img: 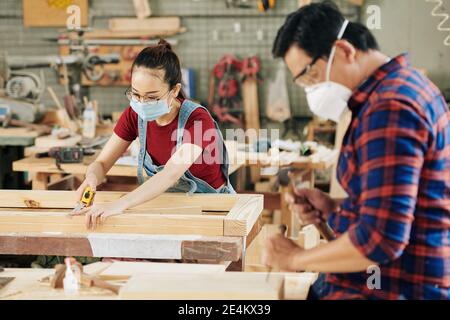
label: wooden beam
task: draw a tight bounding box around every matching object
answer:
[109,17,180,32]
[0,233,243,261]
[98,262,226,281]
[0,211,224,236]
[120,272,284,300]
[223,195,264,236]
[0,190,239,212]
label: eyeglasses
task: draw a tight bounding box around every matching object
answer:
[292,57,320,88]
[125,88,171,104]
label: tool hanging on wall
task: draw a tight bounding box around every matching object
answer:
[258,0,276,12]
[225,0,252,9]
[208,55,244,125]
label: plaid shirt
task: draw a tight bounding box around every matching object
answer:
[323,54,450,300]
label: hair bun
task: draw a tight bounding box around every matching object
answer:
[158,39,172,51]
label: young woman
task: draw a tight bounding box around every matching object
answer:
[71,40,234,229]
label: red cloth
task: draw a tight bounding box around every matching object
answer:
[114,104,226,189]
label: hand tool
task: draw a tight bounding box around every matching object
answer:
[278,168,336,241]
[258,0,276,12]
[49,259,120,294]
[71,186,96,215]
[265,224,288,282]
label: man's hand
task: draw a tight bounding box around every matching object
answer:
[69,201,126,230]
[262,234,303,272]
[285,188,338,226]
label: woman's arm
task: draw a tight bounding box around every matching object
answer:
[117,143,203,210]
[75,133,131,198]
[79,143,203,229]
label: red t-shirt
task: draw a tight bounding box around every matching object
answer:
[113,103,226,189]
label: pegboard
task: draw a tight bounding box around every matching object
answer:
[0,0,360,121]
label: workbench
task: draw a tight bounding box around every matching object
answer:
[0,128,42,189]
[12,151,243,190]
[0,266,318,300]
[0,190,263,271]
[226,141,338,236]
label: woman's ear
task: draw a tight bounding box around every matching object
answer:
[172,83,182,97]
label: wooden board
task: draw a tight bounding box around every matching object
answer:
[0,190,238,212]
[242,78,261,184]
[0,233,243,262]
[0,211,224,236]
[23,0,89,27]
[0,191,263,237]
[108,17,180,32]
[223,195,263,236]
[34,135,81,148]
[133,0,152,19]
[98,262,226,281]
[120,272,284,300]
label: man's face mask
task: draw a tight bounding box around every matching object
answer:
[304,20,352,123]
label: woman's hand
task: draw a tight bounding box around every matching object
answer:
[75,173,98,200]
[70,201,127,230]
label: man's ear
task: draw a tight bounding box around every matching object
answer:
[335,39,357,63]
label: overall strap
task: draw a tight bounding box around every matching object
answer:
[176,100,211,147]
[137,116,147,185]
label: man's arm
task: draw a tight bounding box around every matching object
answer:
[266,100,430,272]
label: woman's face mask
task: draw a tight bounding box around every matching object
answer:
[130,90,174,122]
[305,20,352,123]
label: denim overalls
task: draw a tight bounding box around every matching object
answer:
[136,99,235,194]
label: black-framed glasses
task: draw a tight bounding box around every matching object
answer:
[292,56,320,87]
[125,87,171,104]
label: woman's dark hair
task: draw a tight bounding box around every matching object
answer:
[272,1,379,60]
[132,39,186,99]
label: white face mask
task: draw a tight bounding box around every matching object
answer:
[305,20,352,123]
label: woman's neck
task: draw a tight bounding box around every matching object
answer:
[155,97,182,126]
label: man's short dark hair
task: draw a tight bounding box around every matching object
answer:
[273,1,379,59]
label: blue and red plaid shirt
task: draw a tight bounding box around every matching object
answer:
[323,54,450,300]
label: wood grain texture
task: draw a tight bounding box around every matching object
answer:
[120,272,284,300]
[223,195,264,236]
[0,211,224,236]
[0,190,238,212]
[0,233,243,261]
[98,262,226,281]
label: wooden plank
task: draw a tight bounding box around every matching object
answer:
[98,262,226,281]
[0,128,39,147]
[0,233,243,261]
[34,135,81,148]
[223,195,264,236]
[296,225,321,250]
[23,0,88,27]
[120,272,284,300]
[0,190,238,212]
[242,78,261,184]
[0,211,224,236]
[181,237,242,262]
[0,269,117,300]
[133,0,152,19]
[109,17,180,32]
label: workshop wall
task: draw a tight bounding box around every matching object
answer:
[0,0,359,132]
[362,0,450,93]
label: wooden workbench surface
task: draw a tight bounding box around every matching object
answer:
[13,154,243,176]
[0,267,317,300]
[0,128,41,147]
